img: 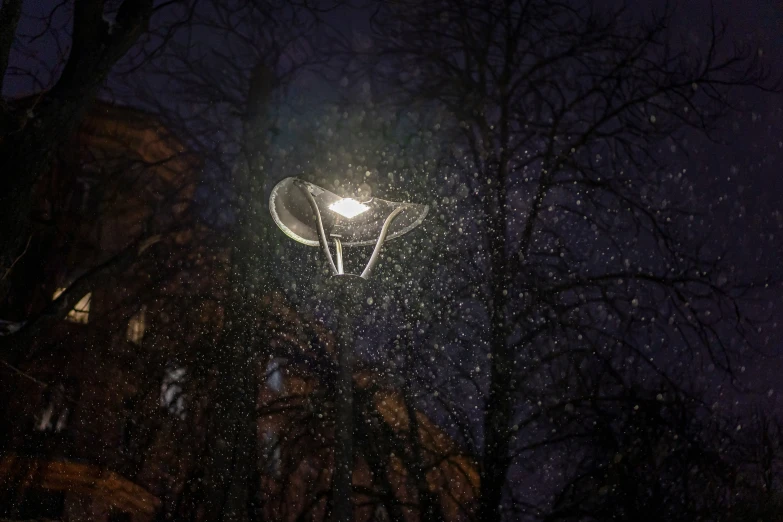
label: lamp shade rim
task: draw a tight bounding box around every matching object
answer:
[269,177,428,247]
[270,180,320,246]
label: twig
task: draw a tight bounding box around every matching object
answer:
[0,359,48,387]
[1,234,32,281]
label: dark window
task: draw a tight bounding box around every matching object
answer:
[16,488,65,519]
[108,510,132,522]
[373,504,390,522]
[66,177,95,215]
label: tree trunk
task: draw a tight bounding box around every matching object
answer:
[202,321,259,522]
[479,163,513,522]
[200,62,276,522]
[0,0,154,302]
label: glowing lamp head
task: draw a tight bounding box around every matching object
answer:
[269,177,428,247]
[329,198,370,219]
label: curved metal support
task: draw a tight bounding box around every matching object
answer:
[334,237,344,275]
[360,206,405,279]
[297,181,338,276]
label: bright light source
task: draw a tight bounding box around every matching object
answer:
[329,198,370,219]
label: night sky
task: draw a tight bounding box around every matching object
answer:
[684,0,783,407]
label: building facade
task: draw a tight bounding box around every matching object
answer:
[0,102,477,522]
[0,102,198,522]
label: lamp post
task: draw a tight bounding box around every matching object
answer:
[269,177,428,522]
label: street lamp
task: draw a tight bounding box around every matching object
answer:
[270,177,428,279]
[269,177,428,522]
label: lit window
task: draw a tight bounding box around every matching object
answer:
[262,430,281,477]
[52,288,92,324]
[35,382,76,432]
[126,305,147,344]
[266,359,284,393]
[36,401,57,432]
[161,367,186,419]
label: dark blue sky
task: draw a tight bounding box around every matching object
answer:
[677,0,783,410]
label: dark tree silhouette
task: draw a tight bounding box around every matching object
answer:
[0,0,196,303]
[123,2,336,520]
[364,1,780,519]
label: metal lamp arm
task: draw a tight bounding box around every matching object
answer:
[360,206,404,279]
[297,180,405,279]
[298,182,339,276]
